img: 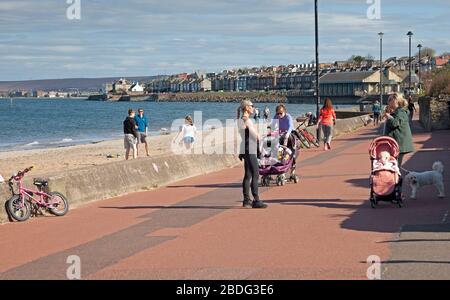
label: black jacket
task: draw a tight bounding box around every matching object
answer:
[123,117,138,138]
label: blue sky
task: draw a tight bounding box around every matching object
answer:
[0,0,449,81]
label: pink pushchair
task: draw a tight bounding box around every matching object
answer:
[369,136,403,208]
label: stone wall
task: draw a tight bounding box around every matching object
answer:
[419,95,450,131]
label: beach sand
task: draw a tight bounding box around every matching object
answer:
[0,134,178,178]
[0,126,237,179]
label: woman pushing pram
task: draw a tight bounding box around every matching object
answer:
[269,104,301,166]
[259,104,301,186]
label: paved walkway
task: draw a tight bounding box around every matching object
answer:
[0,120,449,280]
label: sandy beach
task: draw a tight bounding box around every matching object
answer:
[0,125,238,179]
[0,134,178,178]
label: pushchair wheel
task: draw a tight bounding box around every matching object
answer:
[276,176,282,186]
[293,175,299,183]
[260,176,267,187]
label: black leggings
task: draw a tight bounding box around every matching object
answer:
[243,154,259,201]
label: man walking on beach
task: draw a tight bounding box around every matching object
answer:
[123,109,138,160]
[134,108,150,157]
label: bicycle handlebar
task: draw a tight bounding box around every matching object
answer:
[8,166,34,182]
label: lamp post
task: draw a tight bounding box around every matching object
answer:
[407,31,413,94]
[417,44,422,91]
[314,0,320,140]
[378,32,384,106]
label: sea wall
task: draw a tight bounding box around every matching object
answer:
[155,92,287,103]
[0,152,240,224]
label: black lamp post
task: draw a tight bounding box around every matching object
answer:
[378,32,384,106]
[407,31,413,94]
[314,0,320,139]
[417,44,422,91]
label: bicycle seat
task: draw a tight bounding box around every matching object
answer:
[33,178,48,187]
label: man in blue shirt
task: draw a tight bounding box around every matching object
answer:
[134,108,149,157]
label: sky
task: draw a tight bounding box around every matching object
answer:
[0,0,449,81]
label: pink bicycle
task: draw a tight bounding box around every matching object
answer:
[6,166,69,222]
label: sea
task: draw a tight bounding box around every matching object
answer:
[0,98,354,152]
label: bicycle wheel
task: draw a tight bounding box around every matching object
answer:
[305,131,320,148]
[47,192,69,216]
[298,131,311,148]
[6,195,31,222]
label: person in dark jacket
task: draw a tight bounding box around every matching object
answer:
[384,93,415,167]
[123,109,139,160]
[407,96,417,122]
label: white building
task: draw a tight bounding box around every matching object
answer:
[130,82,145,93]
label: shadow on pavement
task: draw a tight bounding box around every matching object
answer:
[167,183,241,189]
[377,239,450,243]
[100,205,240,210]
[264,198,359,210]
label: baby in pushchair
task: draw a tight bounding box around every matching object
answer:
[372,151,401,183]
[369,136,403,208]
[259,128,299,186]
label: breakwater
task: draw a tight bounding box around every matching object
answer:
[154,92,287,103]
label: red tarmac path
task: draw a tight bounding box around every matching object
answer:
[0,120,449,279]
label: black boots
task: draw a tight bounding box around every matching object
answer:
[242,198,252,208]
[243,196,267,209]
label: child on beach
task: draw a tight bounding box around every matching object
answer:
[175,115,197,150]
[373,151,401,183]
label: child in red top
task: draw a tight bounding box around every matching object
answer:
[317,97,336,151]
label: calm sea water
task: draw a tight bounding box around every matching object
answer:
[0,98,353,151]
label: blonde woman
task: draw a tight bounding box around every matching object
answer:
[384,93,415,167]
[175,115,197,150]
[237,99,267,209]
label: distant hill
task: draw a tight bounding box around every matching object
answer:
[0,76,160,92]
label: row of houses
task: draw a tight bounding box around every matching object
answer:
[147,67,427,98]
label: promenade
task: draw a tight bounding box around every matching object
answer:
[0,119,449,280]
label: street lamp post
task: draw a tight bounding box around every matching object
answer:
[407,31,413,94]
[417,44,422,91]
[314,0,320,140]
[378,32,384,106]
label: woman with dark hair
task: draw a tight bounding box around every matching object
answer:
[407,95,416,122]
[317,97,337,151]
[237,100,267,209]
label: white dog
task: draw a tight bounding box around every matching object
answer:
[405,161,445,199]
